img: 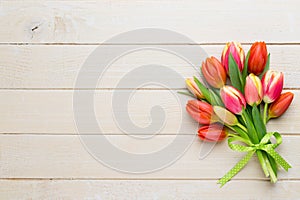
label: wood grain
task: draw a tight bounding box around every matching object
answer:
[1,180,299,200]
[0,90,298,134]
[1,1,300,198]
[0,134,299,179]
[0,1,299,43]
[0,45,299,89]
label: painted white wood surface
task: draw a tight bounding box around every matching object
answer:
[1,0,300,199]
[1,180,299,200]
[0,90,298,134]
[0,45,299,88]
[0,135,299,179]
[0,1,299,43]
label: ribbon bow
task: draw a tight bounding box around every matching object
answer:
[218,132,291,187]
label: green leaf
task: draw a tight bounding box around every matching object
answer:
[259,53,270,79]
[231,126,250,141]
[177,91,196,98]
[252,104,267,140]
[242,50,250,80]
[209,89,223,106]
[193,76,211,104]
[229,54,244,92]
[242,110,259,144]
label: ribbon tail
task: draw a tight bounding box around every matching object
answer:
[218,151,255,187]
[264,148,292,171]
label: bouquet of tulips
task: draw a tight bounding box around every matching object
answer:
[185,42,294,186]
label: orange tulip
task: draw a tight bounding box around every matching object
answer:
[186,100,217,124]
[202,56,227,88]
[268,92,294,119]
[198,123,227,142]
[248,42,268,75]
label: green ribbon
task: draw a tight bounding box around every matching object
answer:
[218,132,291,187]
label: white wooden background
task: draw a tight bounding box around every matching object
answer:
[1,1,300,199]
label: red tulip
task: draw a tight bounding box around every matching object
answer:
[220,86,246,115]
[268,92,294,119]
[262,70,284,103]
[186,78,204,99]
[248,42,268,75]
[186,100,217,124]
[202,56,227,88]
[221,42,245,73]
[198,123,227,142]
[244,74,263,106]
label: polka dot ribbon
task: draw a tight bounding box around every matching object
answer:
[218,132,291,187]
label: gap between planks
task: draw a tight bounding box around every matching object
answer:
[1,133,300,136]
[0,88,299,90]
[1,43,300,46]
[1,178,299,181]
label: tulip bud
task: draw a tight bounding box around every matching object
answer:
[198,123,227,142]
[185,78,204,99]
[248,42,268,75]
[221,42,245,73]
[262,70,284,103]
[201,56,227,88]
[245,74,263,106]
[220,86,246,115]
[213,106,238,126]
[268,92,294,119]
[186,100,217,124]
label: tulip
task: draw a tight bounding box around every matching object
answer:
[186,100,217,124]
[201,56,227,88]
[198,123,227,142]
[186,78,204,99]
[244,74,263,106]
[248,42,268,75]
[220,86,246,115]
[268,92,294,119]
[221,42,245,73]
[213,106,238,126]
[262,70,284,103]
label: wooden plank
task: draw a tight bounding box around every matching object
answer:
[0,45,299,88]
[0,1,299,43]
[0,90,298,134]
[0,134,298,179]
[1,180,299,200]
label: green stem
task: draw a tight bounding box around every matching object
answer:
[265,154,278,183]
[263,103,268,125]
[225,124,237,132]
[241,112,247,125]
[237,123,247,133]
[256,150,270,178]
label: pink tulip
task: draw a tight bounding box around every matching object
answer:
[262,70,284,103]
[221,42,245,73]
[198,123,227,142]
[220,86,246,115]
[185,78,204,99]
[245,74,263,106]
[202,56,227,88]
[186,100,217,124]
